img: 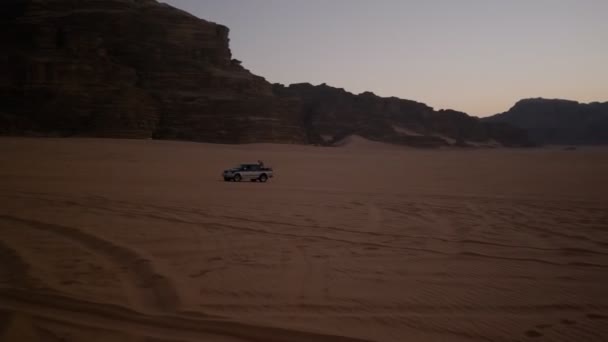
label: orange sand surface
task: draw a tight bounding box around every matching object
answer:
[1,138,607,341]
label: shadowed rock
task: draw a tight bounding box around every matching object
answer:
[274,83,532,147]
[0,0,304,143]
[484,98,608,145]
[1,0,531,147]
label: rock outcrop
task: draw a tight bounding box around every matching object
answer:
[0,0,305,143]
[274,83,532,147]
[484,98,608,145]
[1,0,531,147]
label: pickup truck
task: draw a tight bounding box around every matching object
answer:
[223,164,274,182]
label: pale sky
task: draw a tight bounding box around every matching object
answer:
[163,0,608,117]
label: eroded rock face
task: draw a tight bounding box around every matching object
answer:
[484,98,608,145]
[0,0,305,142]
[274,83,532,147]
[1,0,530,147]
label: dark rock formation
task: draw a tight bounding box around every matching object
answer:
[484,98,608,145]
[274,83,532,147]
[1,0,531,147]
[0,0,305,143]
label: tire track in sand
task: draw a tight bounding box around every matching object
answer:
[0,289,372,342]
[0,215,179,313]
[0,241,30,288]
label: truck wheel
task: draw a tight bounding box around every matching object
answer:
[233,174,242,182]
[259,174,268,183]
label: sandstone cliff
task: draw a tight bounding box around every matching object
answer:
[0,0,305,143]
[274,83,532,147]
[1,0,531,147]
[484,99,608,145]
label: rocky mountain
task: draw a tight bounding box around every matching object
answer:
[484,99,608,145]
[1,0,531,147]
[274,83,531,147]
[0,0,305,143]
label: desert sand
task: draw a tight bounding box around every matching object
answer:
[1,137,607,342]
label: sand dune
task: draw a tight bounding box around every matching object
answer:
[331,135,400,149]
[1,138,607,341]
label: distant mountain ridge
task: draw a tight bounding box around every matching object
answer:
[484,98,608,145]
[0,0,535,147]
[274,83,531,147]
